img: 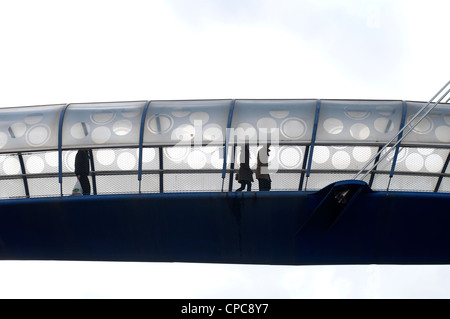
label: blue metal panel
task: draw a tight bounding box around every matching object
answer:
[1,181,449,264]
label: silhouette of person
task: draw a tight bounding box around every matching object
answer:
[256,144,271,191]
[75,149,91,195]
[236,143,253,191]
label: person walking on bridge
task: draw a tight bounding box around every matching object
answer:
[75,149,91,195]
[235,143,253,192]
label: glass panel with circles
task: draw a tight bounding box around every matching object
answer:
[230,100,317,145]
[62,101,146,149]
[0,104,65,153]
[316,100,404,144]
[143,100,231,146]
[401,102,450,146]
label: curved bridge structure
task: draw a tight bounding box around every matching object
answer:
[0,89,449,264]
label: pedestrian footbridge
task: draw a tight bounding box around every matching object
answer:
[0,81,449,264]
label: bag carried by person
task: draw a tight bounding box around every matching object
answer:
[72,179,83,196]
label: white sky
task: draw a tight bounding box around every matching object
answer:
[0,0,449,298]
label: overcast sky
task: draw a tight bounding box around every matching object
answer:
[0,0,449,298]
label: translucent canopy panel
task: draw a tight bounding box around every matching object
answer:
[402,102,450,146]
[62,101,147,149]
[143,100,232,146]
[0,104,65,153]
[230,100,317,145]
[316,100,404,145]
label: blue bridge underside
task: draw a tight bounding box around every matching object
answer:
[0,181,449,265]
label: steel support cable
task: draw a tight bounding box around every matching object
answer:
[353,80,450,181]
[359,88,450,182]
[222,100,235,192]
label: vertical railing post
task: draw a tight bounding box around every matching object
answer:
[387,100,407,190]
[303,99,321,191]
[222,99,235,192]
[159,146,164,193]
[298,145,309,190]
[17,153,29,198]
[88,150,97,195]
[58,103,70,197]
[434,152,450,193]
[138,100,151,194]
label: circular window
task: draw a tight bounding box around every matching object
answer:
[45,151,59,167]
[10,122,27,138]
[91,126,111,144]
[323,118,344,135]
[374,117,394,134]
[345,107,370,120]
[3,157,21,175]
[278,146,303,169]
[350,123,371,140]
[385,147,408,163]
[121,109,140,118]
[435,125,450,143]
[425,154,443,173]
[352,147,372,163]
[405,153,424,172]
[96,149,116,166]
[376,106,395,116]
[171,110,190,118]
[187,149,207,169]
[24,113,44,125]
[280,118,307,139]
[70,122,90,139]
[312,146,330,164]
[165,147,189,162]
[117,152,136,170]
[91,110,115,124]
[417,148,434,156]
[147,114,173,134]
[407,116,433,134]
[113,119,132,136]
[64,151,77,171]
[332,151,351,169]
[26,125,51,146]
[26,155,45,174]
[269,109,289,119]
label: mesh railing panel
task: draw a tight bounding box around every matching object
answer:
[0,178,26,199]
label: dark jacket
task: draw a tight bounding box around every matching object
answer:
[256,147,271,181]
[237,145,253,182]
[75,150,90,176]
